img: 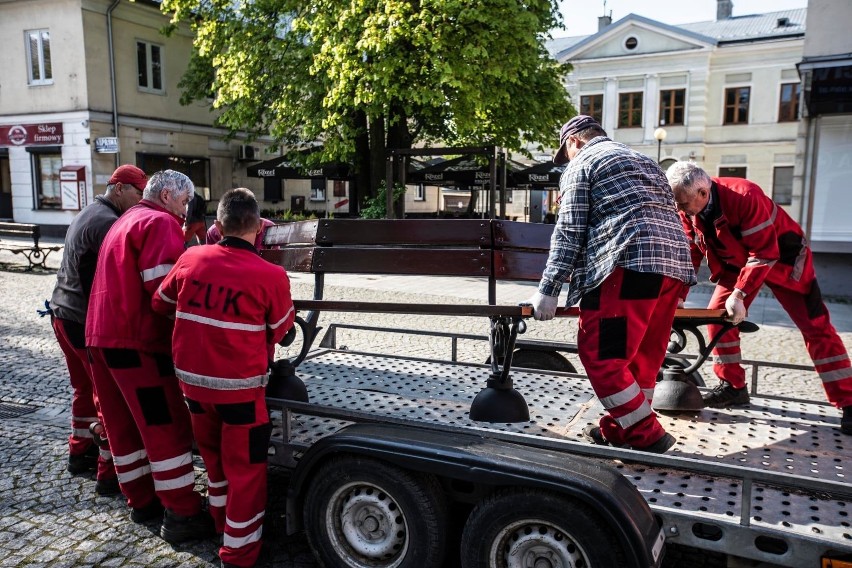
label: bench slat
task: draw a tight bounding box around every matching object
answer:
[493,250,547,281]
[311,247,491,276]
[261,247,315,272]
[493,220,552,251]
[315,219,492,246]
[263,220,318,247]
[295,299,531,317]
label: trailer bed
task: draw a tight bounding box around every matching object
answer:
[271,347,852,568]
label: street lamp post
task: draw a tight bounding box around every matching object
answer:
[654,127,667,163]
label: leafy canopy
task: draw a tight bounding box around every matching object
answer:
[162,0,574,193]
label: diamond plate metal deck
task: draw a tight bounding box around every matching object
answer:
[280,349,852,567]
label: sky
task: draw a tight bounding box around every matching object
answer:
[553,0,810,37]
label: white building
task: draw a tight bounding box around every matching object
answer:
[794,0,852,295]
[550,1,805,209]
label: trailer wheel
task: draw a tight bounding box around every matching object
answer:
[460,488,630,568]
[303,455,447,568]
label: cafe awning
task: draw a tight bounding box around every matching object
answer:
[407,156,522,186]
[247,156,350,179]
[509,161,566,188]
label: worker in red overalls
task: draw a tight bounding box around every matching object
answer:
[153,188,294,568]
[50,164,146,495]
[86,170,214,542]
[666,161,852,434]
[528,115,696,453]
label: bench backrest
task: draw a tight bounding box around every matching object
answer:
[0,222,41,246]
[260,218,555,304]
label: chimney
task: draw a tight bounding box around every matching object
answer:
[598,11,612,32]
[717,0,733,20]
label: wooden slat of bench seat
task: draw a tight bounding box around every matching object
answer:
[313,247,491,276]
[295,299,532,317]
[493,250,547,282]
[261,247,315,272]
[262,246,492,276]
[554,306,729,324]
[315,219,491,246]
[264,220,319,247]
[492,220,552,251]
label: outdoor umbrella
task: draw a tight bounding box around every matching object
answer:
[510,162,566,187]
[247,156,349,179]
[407,156,522,186]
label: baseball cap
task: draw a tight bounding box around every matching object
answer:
[553,115,603,165]
[108,165,148,191]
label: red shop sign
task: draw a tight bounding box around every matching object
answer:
[0,122,64,147]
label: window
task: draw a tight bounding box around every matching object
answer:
[310,178,325,201]
[263,178,281,202]
[29,148,62,210]
[719,166,747,178]
[137,41,164,93]
[778,83,801,122]
[659,89,685,126]
[137,154,209,196]
[25,29,52,85]
[414,184,425,201]
[772,166,793,205]
[624,36,638,50]
[724,87,750,124]
[618,92,643,128]
[580,94,604,123]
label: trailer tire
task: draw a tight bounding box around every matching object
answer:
[460,488,631,568]
[303,455,447,568]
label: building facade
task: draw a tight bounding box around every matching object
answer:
[549,2,806,217]
[794,0,852,294]
[0,0,356,232]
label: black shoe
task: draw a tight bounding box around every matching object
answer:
[67,445,98,475]
[703,382,750,408]
[842,407,852,435]
[582,425,616,447]
[641,433,677,454]
[130,499,165,524]
[95,478,121,496]
[583,425,676,454]
[160,508,215,544]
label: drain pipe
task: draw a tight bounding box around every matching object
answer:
[107,0,121,167]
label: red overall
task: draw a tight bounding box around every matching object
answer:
[682,178,852,407]
[52,317,115,480]
[152,237,294,567]
[578,267,683,448]
[86,200,202,516]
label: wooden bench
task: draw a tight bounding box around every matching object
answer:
[260,218,749,420]
[0,222,62,270]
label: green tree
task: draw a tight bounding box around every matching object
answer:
[161,0,574,212]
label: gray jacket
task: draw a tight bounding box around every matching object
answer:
[50,196,122,324]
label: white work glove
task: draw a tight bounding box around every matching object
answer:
[724,290,747,325]
[677,298,685,309]
[526,292,558,321]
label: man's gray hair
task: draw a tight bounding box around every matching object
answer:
[143,170,195,201]
[666,161,712,196]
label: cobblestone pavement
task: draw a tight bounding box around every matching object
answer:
[1,246,850,567]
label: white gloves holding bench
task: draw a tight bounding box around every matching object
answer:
[526,292,558,321]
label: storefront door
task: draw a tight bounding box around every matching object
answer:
[0,155,11,220]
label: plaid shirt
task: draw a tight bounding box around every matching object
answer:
[539,136,696,306]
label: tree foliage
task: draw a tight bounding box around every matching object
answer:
[161,0,575,208]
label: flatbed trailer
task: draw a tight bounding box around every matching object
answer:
[267,323,852,568]
[258,218,852,568]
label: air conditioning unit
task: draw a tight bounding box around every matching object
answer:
[238,145,259,161]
